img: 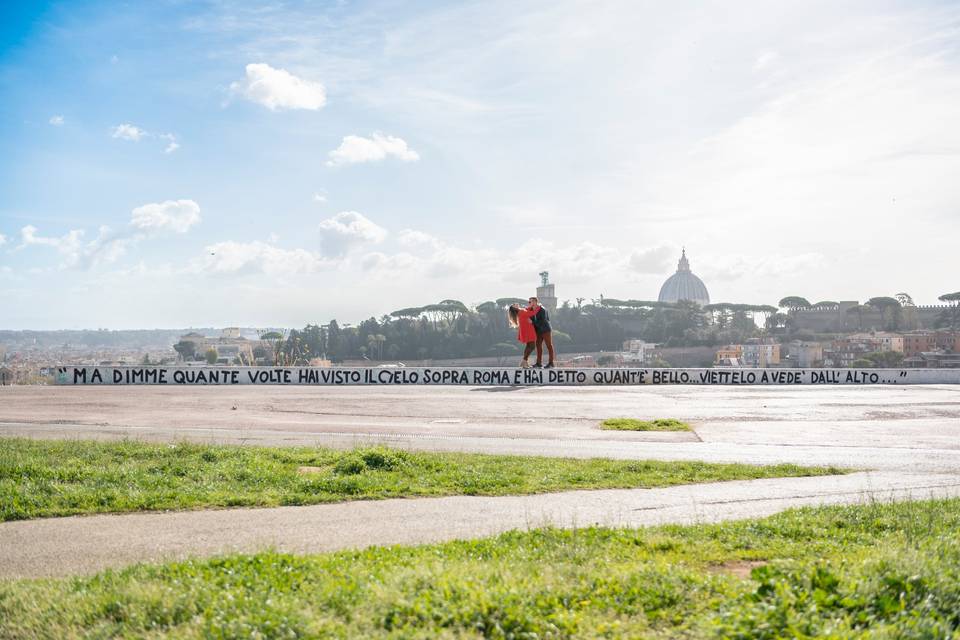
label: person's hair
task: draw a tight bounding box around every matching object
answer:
[507,305,520,328]
[529,296,538,303]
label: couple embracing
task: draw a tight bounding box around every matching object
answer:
[507,297,556,369]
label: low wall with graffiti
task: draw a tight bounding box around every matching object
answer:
[53,366,960,386]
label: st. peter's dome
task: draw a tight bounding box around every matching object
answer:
[657,249,710,306]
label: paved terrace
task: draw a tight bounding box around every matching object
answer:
[1,384,959,577]
[2,384,959,472]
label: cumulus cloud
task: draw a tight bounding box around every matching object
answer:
[18,200,201,269]
[18,225,135,269]
[197,241,331,275]
[312,191,327,203]
[0,233,7,246]
[318,211,387,255]
[111,123,146,141]
[326,133,419,167]
[111,124,179,152]
[230,63,327,111]
[48,115,64,126]
[131,200,201,233]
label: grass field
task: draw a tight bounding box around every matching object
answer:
[1,498,957,638]
[599,418,691,431]
[0,437,843,521]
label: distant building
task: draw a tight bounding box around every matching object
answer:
[715,356,743,368]
[902,331,960,357]
[869,332,904,353]
[715,345,743,364]
[621,339,656,364]
[823,334,893,367]
[903,351,960,368]
[713,342,780,367]
[658,249,710,306]
[741,342,781,367]
[176,329,255,365]
[789,301,948,333]
[788,341,824,368]
[536,271,557,313]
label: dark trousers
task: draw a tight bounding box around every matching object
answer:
[535,331,555,365]
[522,341,536,361]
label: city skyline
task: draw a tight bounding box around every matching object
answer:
[2,1,959,329]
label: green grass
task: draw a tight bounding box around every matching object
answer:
[0,438,842,521]
[600,418,691,431]
[2,498,959,638]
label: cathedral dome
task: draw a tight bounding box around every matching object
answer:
[657,249,710,306]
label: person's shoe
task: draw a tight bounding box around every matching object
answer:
[532,363,543,369]
[544,362,555,369]
[519,359,530,368]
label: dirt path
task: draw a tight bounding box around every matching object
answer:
[3,471,959,578]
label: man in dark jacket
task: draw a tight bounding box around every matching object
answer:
[528,297,555,369]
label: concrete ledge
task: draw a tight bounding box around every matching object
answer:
[51,365,960,386]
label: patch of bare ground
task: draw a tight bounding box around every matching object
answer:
[708,559,768,579]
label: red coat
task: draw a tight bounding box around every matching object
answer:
[516,308,536,343]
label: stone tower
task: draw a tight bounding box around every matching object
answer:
[536,271,557,313]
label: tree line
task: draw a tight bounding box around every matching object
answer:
[273,298,781,364]
[166,289,957,365]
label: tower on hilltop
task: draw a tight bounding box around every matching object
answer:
[537,271,557,313]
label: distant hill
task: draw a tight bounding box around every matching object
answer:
[0,328,274,349]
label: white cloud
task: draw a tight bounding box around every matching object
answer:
[19,225,83,253]
[18,225,135,269]
[701,253,826,283]
[130,200,201,234]
[326,133,419,167]
[360,251,421,273]
[17,200,201,270]
[398,229,442,249]
[111,123,146,141]
[197,241,331,275]
[360,232,627,285]
[628,246,674,274]
[312,191,327,203]
[111,125,180,153]
[0,233,7,246]
[230,63,327,111]
[318,211,387,255]
[48,115,64,126]
[160,133,179,154]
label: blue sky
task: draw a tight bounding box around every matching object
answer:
[2,0,959,329]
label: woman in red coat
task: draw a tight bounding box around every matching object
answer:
[508,304,537,368]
